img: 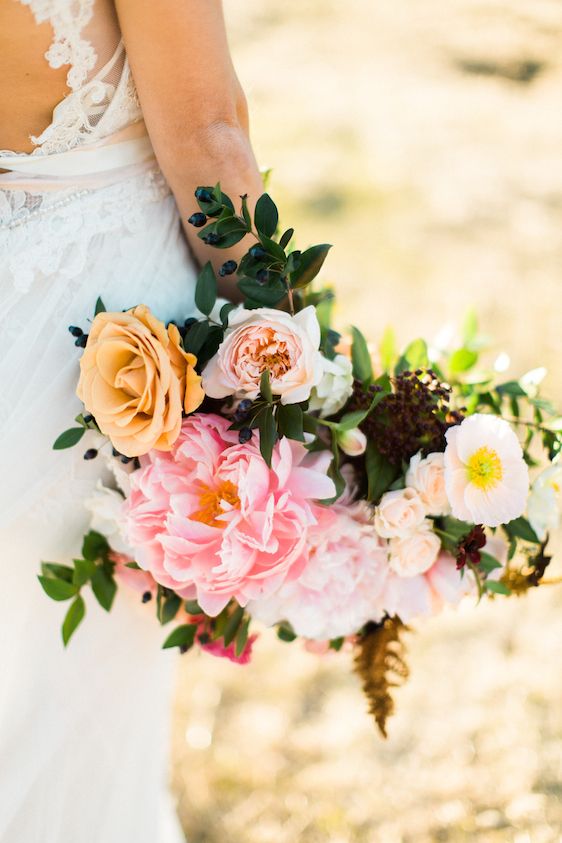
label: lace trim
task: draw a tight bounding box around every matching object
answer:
[0,168,172,292]
[20,0,96,91]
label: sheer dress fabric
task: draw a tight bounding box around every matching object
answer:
[0,2,194,840]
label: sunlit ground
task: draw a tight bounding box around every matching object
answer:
[171,2,562,840]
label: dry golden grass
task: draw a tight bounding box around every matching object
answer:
[171,3,562,840]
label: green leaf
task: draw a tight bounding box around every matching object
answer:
[480,552,503,574]
[395,338,429,374]
[379,326,397,373]
[125,561,141,570]
[329,637,345,652]
[290,244,332,289]
[160,592,182,625]
[316,291,335,332]
[62,596,86,646]
[496,381,527,397]
[73,557,97,588]
[351,326,373,385]
[91,566,117,612]
[277,624,297,643]
[212,217,248,249]
[258,407,277,467]
[277,403,305,441]
[485,580,511,596]
[82,531,109,562]
[94,297,106,316]
[238,277,286,307]
[241,194,252,228]
[223,605,245,647]
[162,623,198,651]
[38,575,78,602]
[195,262,217,317]
[440,516,474,541]
[220,302,237,327]
[41,562,74,583]
[504,517,539,544]
[53,427,86,450]
[235,618,250,657]
[279,228,294,250]
[365,442,398,503]
[449,348,478,374]
[260,369,273,404]
[185,600,203,615]
[183,320,210,356]
[254,193,279,238]
[334,411,366,432]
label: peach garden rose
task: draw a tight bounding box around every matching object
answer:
[202,305,324,404]
[77,305,204,458]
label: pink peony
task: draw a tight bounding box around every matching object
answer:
[248,502,389,640]
[123,413,335,615]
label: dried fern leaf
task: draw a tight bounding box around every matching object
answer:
[354,617,409,738]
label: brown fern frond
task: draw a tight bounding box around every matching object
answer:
[501,540,553,594]
[354,617,410,738]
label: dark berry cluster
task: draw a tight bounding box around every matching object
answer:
[351,369,463,465]
[456,525,486,570]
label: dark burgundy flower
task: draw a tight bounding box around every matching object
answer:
[456,525,486,570]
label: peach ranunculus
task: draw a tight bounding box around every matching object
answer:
[77,305,204,458]
[405,451,450,517]
[202,306,324,405]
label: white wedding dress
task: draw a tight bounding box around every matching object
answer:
[0,2,197,840]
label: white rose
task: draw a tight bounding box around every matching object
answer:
[389,521,441,577]
[527,463,562,541]
[84,481,131,555]
[202,305,323,405]
[337,427,367,457]
[308,353,354,418]
[406,451,450,516]
[374,487,426,539]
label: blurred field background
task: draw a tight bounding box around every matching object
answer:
[171,2,562,841]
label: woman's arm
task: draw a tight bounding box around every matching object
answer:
[114,0,264,296]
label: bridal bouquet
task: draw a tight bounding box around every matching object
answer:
[40,185,562,735]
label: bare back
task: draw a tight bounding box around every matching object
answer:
[0,0,121,154]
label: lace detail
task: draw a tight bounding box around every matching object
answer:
[20,0,96,91]
[2,2,143,156]
[0,168,171,292]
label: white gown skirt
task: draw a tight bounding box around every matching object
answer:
[0,165,196,842]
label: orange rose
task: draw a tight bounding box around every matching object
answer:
[77,305,204,457]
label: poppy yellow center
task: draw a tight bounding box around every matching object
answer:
[467,446,503,491]
[192,481,240,528]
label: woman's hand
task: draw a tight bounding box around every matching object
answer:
[114,0,264,297]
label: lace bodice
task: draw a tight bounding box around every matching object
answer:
[1,0,142,159]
